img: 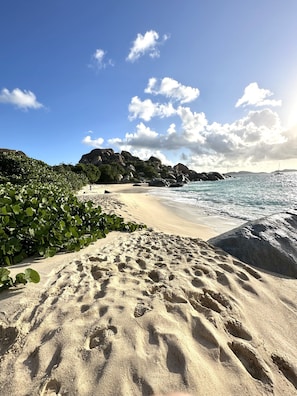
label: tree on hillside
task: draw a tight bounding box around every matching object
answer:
[73,163,101,183]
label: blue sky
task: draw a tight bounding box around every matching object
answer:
[1,0,297,172]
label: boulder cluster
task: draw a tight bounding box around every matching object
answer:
[79,148,225,186]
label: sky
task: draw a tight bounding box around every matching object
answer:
[1,0,297,173]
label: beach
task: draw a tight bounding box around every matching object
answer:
[1,184,297,395]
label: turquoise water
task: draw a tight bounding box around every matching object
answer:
[151,172,297,222]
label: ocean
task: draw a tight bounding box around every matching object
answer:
[150,171,297,225]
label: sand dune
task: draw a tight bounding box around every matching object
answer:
[1,186,297,395]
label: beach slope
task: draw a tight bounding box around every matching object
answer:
[0,186,296,395]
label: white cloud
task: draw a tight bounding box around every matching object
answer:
[82,135,104,147]
[90,48,114,70]
[126,30,169,62]
[0,88,43,110]
[87,79,295,171]
[109,121,178,151]
[167,123,176,135]
[145,77,200,104]
[117,122,159,148]
[131,148,172,165]
[128,96,176,121]
[235,82,282,108]
[112,97,290,168]
[176,106,208,143]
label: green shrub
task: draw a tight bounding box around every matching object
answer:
[0,183,145,266]
[0,151,146,266]
[0,151,88,191]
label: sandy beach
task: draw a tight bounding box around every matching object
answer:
[1,184,297,395]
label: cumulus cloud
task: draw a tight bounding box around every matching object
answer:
[126,30,169,62]
[90,48,114,70]
[114,95,290,168]
[82,135,104,147]
[235,82,282,108]
[128,96,176,121]
[0,88,43,110]
[145,77,200,103]
[122,123,159,147]
[176,106,207,143]
[86,78,295,170]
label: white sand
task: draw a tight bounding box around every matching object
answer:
[1,184,297,395]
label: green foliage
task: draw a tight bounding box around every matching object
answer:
[73,163,101,183]
[0,151,146,266]
[0,267,40,292]
[0,183,146,266]
[98,163,125,183]
[0,152,88,192]
[134,162,159,179]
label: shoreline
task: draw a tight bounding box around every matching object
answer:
[78,183,244,239]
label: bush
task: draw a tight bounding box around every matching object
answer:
[0,183,145,266]
[0,151,146,266]
[0,152,88,191]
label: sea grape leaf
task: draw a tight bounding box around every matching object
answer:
[25,268,40,283]
[25,207,34,216]
[12,204,21,215]
[15,273,27,285]
[0,267,10,282]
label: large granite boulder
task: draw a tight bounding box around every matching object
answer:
[208,210,297,278]
[148,178,169,187]
[207,172,225,181]
[80,148,125,167]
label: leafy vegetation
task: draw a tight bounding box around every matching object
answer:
[0,151,146,267]
[0,267,40,292]
[0,151,88,190]
[98,163,126,183]
[53,163,101,184]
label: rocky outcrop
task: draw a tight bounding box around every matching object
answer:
[79,148,225,185]
[208,210,297,278]
[80,149,126,167]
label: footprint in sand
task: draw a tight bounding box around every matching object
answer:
[88,326,117,359]
[134,302,151,318]
[271,353,297,390]
[242,265,262,280]
[90,266,103,280]
[40,379,61,395]
[225,319,252,341]
[199,289,232,313]
[0,325,18,355]
[191,277,205,288]
[228,341,272,385]
[218,262,234,273]
[215,270,232,288]
[132,373,154,394]
[236,271,250,281]
[191,315,219,349]
[136,258,146,269]
[94,279,110,299]
[148,270,162,282]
